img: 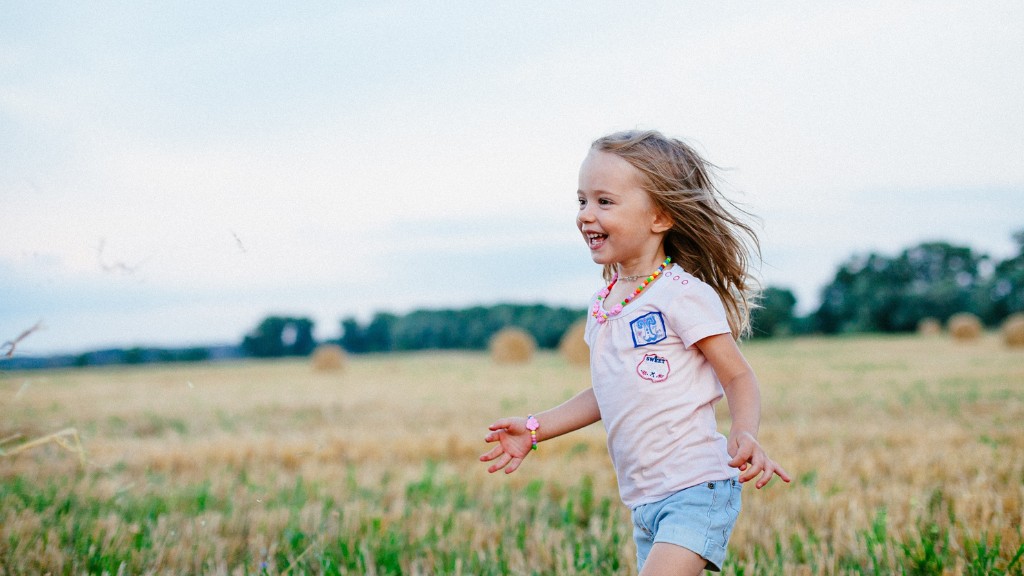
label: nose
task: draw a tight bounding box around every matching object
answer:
[577,203,595,225]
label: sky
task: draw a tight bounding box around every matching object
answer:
[2,1,1023,356]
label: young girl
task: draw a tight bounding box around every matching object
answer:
[480,130,790,575]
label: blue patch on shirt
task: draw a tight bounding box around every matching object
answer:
[630,312,667,347]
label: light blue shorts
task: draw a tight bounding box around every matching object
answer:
[631,478,742,572]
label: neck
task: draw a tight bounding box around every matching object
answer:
[616,255,670,280]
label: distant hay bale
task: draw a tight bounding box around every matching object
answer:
[490,327,536,364]
[948,313,983,342]
[310,344,347,372]
[1002,313,1024,348]
[559,319,590,366]
[917,317,942,336]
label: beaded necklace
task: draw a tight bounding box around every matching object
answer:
[591,256,672,324]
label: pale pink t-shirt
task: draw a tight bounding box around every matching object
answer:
[584,264,736,509]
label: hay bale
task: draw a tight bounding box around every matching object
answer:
[947,312,983,341]
[917,317,942,336]
[489,327,536,364]
[559,319,590,366]
[1002,313,1024,348]
[310,344,347,372]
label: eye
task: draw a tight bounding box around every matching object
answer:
[577,196,586,208]
[598,197,612,205]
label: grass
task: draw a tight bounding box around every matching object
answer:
[1,334,1022,574]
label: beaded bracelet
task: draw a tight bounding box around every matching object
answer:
[526,414,539,451]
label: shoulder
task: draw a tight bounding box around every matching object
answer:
[658,266,720,304]
[658,266,730,345]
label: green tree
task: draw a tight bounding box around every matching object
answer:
[242,316,316,357]
[981,229,1024,321]
[814,242,986,333]
[364,313,397,352]
[336,305,585,353]
[339,317,367,353]
[751,286,797,337]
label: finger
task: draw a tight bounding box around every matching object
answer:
[757,461,791,488]
[487,452,512,474]
[739,463,762,484]
[738,453,764,484]
[774,463,793,483]
[488,419,515,432]
[479,444,503,462]
[728,444,753,469]
[484,430,504,443]
[755,461,784,489]
[504,456,522,474]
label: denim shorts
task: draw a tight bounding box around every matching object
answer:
[631,478,742,572]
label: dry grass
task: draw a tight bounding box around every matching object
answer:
[731,334,1024,573]
[0,428,85,467]
[1,335,1022,574]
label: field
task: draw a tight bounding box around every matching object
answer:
[1,334,1023,575]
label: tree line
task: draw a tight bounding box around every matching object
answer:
[242,230,1023,355]
[812,232,1023,334]
[240,304,585,358]
[3,231,1020,368]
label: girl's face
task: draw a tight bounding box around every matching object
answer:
[576,149,671,272]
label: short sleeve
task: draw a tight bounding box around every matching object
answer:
[664,280,731,348]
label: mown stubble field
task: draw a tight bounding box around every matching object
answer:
[1,334,1022,575]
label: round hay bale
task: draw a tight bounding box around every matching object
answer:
[947,312,983,341]
[559,319,589,366]
[490,327,536,364]
[310,343,347,372]
[917,317,942,336]
[1002,313,1024,348]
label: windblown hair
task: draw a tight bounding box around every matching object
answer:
[592,130,761,339]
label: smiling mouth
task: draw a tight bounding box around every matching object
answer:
[586,232,607,249]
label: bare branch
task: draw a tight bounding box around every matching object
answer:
[3,321,44,358]
[230,230,248,253]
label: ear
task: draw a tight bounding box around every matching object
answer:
[651,208,673,234]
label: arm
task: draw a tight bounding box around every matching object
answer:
[695,333,791,489]
[479,387,601,474]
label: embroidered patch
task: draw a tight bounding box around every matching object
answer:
[630,311,667,347]
[636,353,670,382]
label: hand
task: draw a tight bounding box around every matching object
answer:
[479,417,534,474]
[728,431,791,489]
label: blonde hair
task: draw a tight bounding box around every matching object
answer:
[592,130,760,339]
